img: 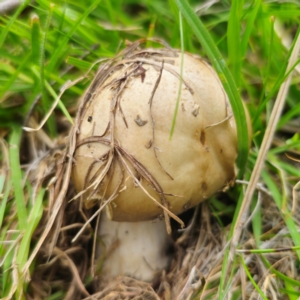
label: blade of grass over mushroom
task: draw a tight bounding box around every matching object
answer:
[174,0,249,176]
[9,126,27,230]
[169,12,184,138]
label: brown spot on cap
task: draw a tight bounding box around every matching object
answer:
[133,65,146,82]
[134,115,148,126]
[201,182,208,191]
[192,107,199,117]
[181,103,186,112]
[192,104,200,117]
[145,140,153,149]
[200,130,206,146]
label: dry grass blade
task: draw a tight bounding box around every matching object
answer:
[21,73,91,272]
[122,58,194,94]
[115,147,182,233]
[83,276,160,300]
[0,233,22,268]
[75,136,185,230]
[52,247,90,298]
[21,140,73,274]
[22,79,79,132]
[71,179,121,243]
[3,246,19,300]
[23,56,108,132]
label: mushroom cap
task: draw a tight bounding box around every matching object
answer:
[72,50,238,222]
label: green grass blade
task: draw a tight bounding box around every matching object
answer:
[280,286,300,300]
[261,255,300,288]
[9,126,27,230]
[251,196,262,246]
[262,170,300,259]
[17,188,45,269]
[240,255,268,300]
[169,12,184,138]
[218,189,244,298]
[0,181,12,230]
[0,54,31,100]
[39,3,56,136]
[15,188,45,297]
[174,0,249,177]
[66,56,93,71]
[241,0,262,57]
[31,14,41,66]
[1,238,16,297]
[253,29,300,128]
[146,15,157,48]
[44,80,74,125]
[227,0,244,87]
[0,173,4,193]
[45,0,102,74]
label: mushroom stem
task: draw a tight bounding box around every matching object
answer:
[97,212,172,282]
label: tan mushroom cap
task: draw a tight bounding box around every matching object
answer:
[72,51,238,222]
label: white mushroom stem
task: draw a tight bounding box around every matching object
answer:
[97,212,172,282]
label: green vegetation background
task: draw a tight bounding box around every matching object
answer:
[1,0,300,299]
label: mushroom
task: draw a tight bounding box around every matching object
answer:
[72,44,245,282]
